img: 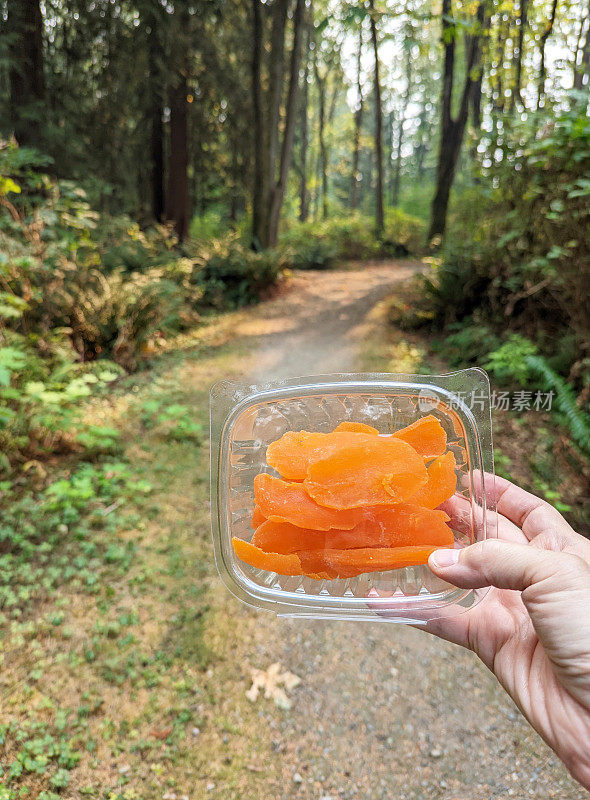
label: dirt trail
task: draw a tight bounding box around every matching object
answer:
[224,262,586,800]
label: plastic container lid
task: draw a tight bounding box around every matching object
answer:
[210,370,495,624]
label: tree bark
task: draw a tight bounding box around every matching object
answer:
[314,58,328,219]
[299,9,312,222]
[511,0,527,110]
[251,0,265,247]
[262,0,289,244]
[167,72,190,242]
[350,23,364,209]
[148,19,165,222]
[428,0,484,242]
[537,0,558,108]
[268,0,305,245]
[7,0,45,146]
[573,0,590,91]
[369,0,384,237]
[392,47,412,206]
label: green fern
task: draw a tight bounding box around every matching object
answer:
[524,354,590,455]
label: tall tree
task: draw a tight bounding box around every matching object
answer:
[573,0,590,91]
[7,0,45,146]
[251,0,305,248]
[350,22,364,209]
[268,0,305,244]
[537,0,558,109]
[369,0,384,237]
[428,0,484,242]
[392,37,413,207]
[252,0,265,246]
[299,8,312,222]
[314,54,328,219]
[510,0,528,110]
[166,3,191,241]
[146,6,165,222]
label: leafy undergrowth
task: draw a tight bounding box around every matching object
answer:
[360,287,590,535]
[0,314,282,799]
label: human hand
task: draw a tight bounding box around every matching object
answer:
[426,475,590,788]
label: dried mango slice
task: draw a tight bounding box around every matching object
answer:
[266,430,373,481]
[232,537,302,576]
[251,504,453,554]
[250,506,267,529]
[304,437,427,509]
[253,473,363,530]
[299,545,447,579]
[409,451,457,509]
[334,421,379,435]
[393,415,447,459]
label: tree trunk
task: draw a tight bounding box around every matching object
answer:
[314,58,328,219]
[299,9,312,222]
[167,72,190,242]
[428,0,484,242]
[386,109,394,204]
[268,0,305,245]
[369,0,384,237]
[511,0,527,110]
[470,5,489,163]
[537,0,558,108]
[262,0,289,245]
[7,0,45,146]
[393,48,412,207]
[148,20,165,223]
[251,0,265,247]
[573,0,590,91]
[350,23,364,209]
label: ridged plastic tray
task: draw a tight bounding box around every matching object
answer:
[210,371,495,623]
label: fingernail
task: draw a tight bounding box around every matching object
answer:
[430,549,460,568]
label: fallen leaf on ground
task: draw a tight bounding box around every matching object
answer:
[246,662,301,709]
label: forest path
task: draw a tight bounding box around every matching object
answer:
[214,261,585,800]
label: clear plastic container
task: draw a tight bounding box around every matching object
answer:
[210,370,495,624]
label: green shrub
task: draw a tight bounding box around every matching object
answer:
[279,210,425,268]
[282,239,337,270]
[196,241,283,308]
[189,208,230,241]
[383,208,427,255]
[425,105,590,378]
[434,319,501,367]
[483,334,590,454]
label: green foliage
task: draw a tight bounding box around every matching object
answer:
[0,461,146,613]
[190,208,233,242]
[434,320,501,367]
[483,334,538,385]
[383,209,427,255]
[140,398,202,442]
[428,107,589,363]
[483,335,590,454]
[279,210,425,269]
[195,241,283,308]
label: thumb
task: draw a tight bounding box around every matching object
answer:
[429,539,584,593]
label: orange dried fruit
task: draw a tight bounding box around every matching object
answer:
[232,537,302,576]
[393,415,447,459]
[253,473,363,530]
[409,451,457,509]
[298,545,447,579]
[250,506,267,529]
[304,437,427,509]
[251,504,453,554]
[334,421,379,435]
[266,430,373,481]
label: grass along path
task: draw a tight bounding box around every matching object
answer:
[1,263,587,800]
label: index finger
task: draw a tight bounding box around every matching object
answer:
[476,472,574,542]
